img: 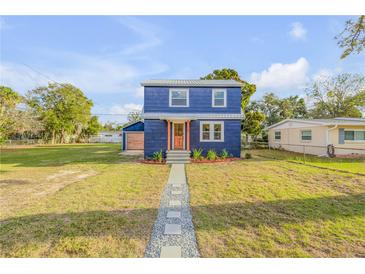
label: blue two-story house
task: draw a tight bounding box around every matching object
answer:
[123,79,243,162]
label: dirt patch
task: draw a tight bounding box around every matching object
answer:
[0,179,30,186]
[39,169,98,196]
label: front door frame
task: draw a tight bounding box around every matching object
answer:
[172,121,185,150]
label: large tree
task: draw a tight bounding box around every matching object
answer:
[306,73,365,118]
[201,68,256,110]
[250,93,308,126]
[0,86,21,143]
[26,83,94,143]
[336,16,365,59]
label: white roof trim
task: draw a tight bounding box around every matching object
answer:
[267,118,365,130]
[142,112,244,120]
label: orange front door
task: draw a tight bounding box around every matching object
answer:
[174,123,184,150]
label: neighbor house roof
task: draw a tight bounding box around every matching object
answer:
[267,117,365,129]
[140,79,243,87]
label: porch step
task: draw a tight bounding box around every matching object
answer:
[166,150,191,164]
[166,159,190,164]
[166,150,191,155]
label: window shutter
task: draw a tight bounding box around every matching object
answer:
[338,128,345,144]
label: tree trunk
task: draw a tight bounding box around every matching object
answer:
[51,130,55,144]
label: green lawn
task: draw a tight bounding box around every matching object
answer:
[187,157,365,257]
[0,144,169,257]
[250,149,365,175]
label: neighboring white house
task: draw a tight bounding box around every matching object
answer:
[89,131,122,143]
[267,118,365,157]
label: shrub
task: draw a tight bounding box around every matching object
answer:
[206,149,218,161]
[245,153,252,159]
[152,150,163,162]
[221,149,229,159]
[192,148,203,160]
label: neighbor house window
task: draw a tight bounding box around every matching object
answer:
[169,88,189,107]
[344,130,365,141]
[212,89,227,107]
[274,131,281,140]
[200,121,224,142]
[301,130,312,141]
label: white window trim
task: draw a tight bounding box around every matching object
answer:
[344,129,365,142]
[169,88,189,107]
[199,121,224,142]
[300,129,312,142]
[274,130,281,142]
[212,89,227,108]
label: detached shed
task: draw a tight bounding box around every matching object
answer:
[122,121,144,151]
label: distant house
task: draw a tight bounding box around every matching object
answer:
[122,79,244,163]
[267,118,365,156]
[89,131,122,143]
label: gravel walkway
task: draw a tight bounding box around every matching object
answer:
[144,164,200,258]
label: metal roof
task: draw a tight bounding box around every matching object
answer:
[141,79,243,87]
[267,117,365,129]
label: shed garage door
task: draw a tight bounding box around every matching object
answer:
[126,132,144,150]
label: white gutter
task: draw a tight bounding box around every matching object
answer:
[326,125,338,146]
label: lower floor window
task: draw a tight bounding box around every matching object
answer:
[344,130,365,141]
[301,130,312,141]
[200,121,224,142]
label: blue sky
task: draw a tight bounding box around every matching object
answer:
[1,16,364,123]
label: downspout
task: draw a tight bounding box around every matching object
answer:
[326,124,338,146]
[321,124,337,157]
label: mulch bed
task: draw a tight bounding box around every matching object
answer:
[140,160,166,165]
[191,157,240,163]
[140,157,241,164]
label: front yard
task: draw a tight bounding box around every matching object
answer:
[187,156,365,257]
[1,145,364,258]
[0,144,169,257]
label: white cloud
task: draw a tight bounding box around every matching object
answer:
[109,103,142,114]
[250,57,310,90]
[289,22,307,40]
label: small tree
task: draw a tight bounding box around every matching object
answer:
[80,116,102,141]
[127,111,142,123]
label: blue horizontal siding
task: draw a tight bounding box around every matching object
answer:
[144,87,241,113]
[144,119,167,158]
[190,120,241,158]
[144,119,241,158]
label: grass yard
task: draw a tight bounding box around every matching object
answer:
[187,157,365,257]
[0,144,169,257]
[250,149,365,175]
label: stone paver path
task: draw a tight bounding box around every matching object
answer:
[144,164,200,258]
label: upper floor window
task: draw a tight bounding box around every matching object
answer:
[274,131,281,140]
[212,89,227,107]
[344,130,365,141]
[301,130,312,141]
[169,88,189,107]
